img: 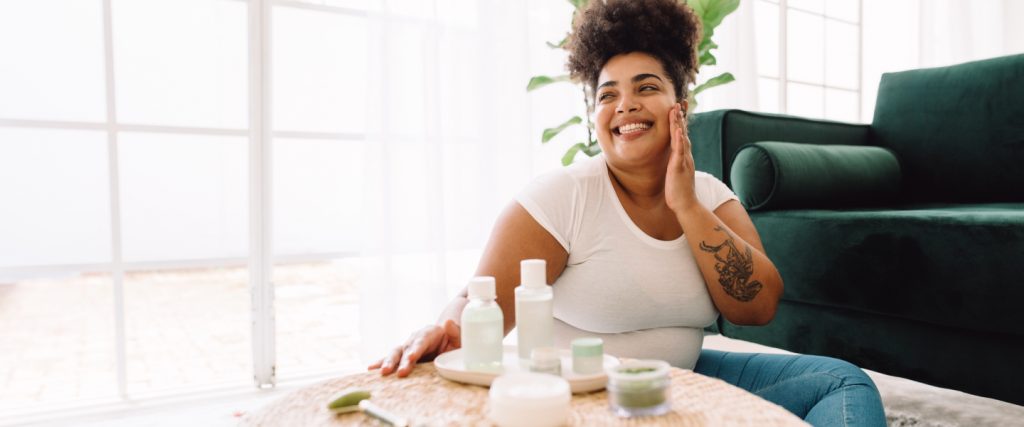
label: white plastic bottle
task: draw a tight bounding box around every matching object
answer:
[461,276,504,372]
[515,259,554,363]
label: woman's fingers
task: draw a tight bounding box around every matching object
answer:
[367,358,384,370]
[378,346,405,376]
[445,318,462,348]
[397,335,431,377]
[670,103,684,154]
[372,322,459,377]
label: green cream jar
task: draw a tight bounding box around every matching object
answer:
[606,360,671,417]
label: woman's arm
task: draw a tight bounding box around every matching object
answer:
[675,200,783,325]
[370,201,568,376]
[474,202,569,333]
[665,103,783,325]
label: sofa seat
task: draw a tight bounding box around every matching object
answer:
[750,203,1024,336]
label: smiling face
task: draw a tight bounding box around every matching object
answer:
[593,52,680,170]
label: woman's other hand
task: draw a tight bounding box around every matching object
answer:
[665,103,697,213]
[367,318,462,377]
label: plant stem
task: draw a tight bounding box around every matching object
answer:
[582,86,594,148]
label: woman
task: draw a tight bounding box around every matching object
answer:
[370,0,885,425]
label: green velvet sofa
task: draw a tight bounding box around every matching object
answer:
[689,53,1024,405]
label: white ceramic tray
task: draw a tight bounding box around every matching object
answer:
[434,345,619,393]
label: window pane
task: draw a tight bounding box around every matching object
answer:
[758,77,780,113]
[825,20,859,90]
[825,88,860,122]
[388,144,433,252]
[273,7,367,134]
[124,266,251,394]
[0,128,111,267]
[379,25,428,138]
[112,0,248,129]
[0,274,117,412]
[119,133,248,262]
[787,10,824,84]
[274,260,361,378]
[787,82,824,119]
[439,32,482,139]
[754,1,779,78]
[274,138,366,255]
[826,0,860,23]
[0,0,106,122]
[788,0,824,14]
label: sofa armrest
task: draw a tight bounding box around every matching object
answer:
[688,109,872,187]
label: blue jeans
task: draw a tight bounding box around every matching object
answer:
[695,349,886,427]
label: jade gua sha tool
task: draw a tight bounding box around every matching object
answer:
[327,388,409,426]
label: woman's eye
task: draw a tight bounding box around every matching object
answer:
[598,93,613,101]
[640,85,657,91]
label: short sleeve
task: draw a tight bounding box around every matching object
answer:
[514,169,581,251]
[695,171,739,212]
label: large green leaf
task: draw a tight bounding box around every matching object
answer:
[542,116,583,143]
[688,0,739,68]
[582,142,602,157]
[699,48,718,66]
[692,72,735,96]
[687,0,740,32]
[526,74,571,91]
[562,142,586,166]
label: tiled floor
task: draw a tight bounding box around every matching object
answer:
[0,262,362,418]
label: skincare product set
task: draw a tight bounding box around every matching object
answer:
[457,259,673,425]
[462,259,610,377]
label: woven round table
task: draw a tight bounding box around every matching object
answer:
[241,363,808,426]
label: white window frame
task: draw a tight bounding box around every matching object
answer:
[758,0,864,122]
[0,0,371,411]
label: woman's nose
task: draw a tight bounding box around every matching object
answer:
[616,94,641,113]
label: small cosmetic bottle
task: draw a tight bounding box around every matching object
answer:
[571,337,604,375]
[529,347,562,376]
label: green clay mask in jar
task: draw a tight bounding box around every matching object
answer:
[606,359,671,417]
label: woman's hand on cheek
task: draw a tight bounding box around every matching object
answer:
[665,103,698,213]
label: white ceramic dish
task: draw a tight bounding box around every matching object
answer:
[434,345,619,393]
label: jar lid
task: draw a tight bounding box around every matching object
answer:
[489,372,571,406]
[607,359,670,382]
[571,337,603,357]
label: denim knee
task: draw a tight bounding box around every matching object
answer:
[814,356,877,389]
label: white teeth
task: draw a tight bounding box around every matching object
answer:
[618,122,651,134]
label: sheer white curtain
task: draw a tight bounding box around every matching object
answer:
[692,0,761,113]
[862,0,1023,120]
[356,0,573,361]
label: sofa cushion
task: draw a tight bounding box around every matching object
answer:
[749,203,1024,336]
[730,141,901,211]
[689,110,871,187]
[871,54,1024,203]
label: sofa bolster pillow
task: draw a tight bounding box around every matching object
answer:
[730,141,901,211]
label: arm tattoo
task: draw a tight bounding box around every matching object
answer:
[699,226,763,302]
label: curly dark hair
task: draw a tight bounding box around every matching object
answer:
[566,0,702,104]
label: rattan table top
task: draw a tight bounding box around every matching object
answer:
[240,362,808,426]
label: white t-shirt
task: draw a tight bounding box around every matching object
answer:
[515,154,739,369]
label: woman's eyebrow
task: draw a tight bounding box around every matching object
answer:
[632,73,664,83]
[598,73,664,90]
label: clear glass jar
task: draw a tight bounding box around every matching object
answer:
[529,347,561,376]
[606,360,671,417]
